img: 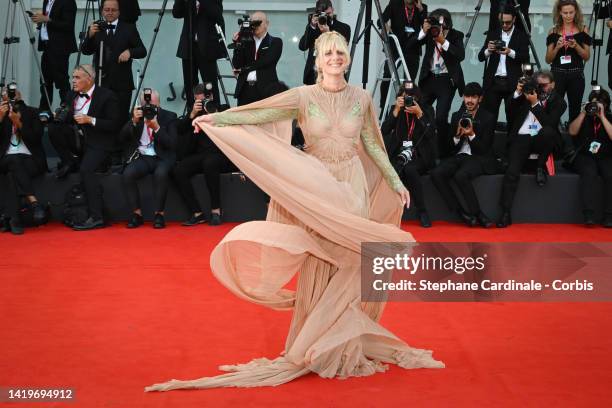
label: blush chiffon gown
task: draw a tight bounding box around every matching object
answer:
[145,84,444,391]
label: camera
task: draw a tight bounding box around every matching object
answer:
[6,82,19,113]
[585,102,600,116]
[459,111,473,129]
[404,95,414,108]
[54,103,71,123]
[139,88,159,120]
[403,81,415,107]
[427,16,445,38]
[522,77,540,95]
[493,40,506,51]
[397,140,414,165]
[195,83,218,114]
[234,15,261,48]
[316,12,331,26]
[519,63,537,93]
[93,19,112,31]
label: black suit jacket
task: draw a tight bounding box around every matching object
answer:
[0,103,48,172]
[233,33,283,98]
[36,0,77,55]
[381,103,437,169]
[478,27,530,90]
[119,0,141,23]
[507,92,567,141]
[298,19,351,85]
[418,29,465,95]
[449,107,500,173]
[60,87,121,151]
[381,0,427,57]
[81,21,146,91]
[118,108,178,164]
[173,0,225,61]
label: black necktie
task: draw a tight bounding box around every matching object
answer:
[107,25,116,36]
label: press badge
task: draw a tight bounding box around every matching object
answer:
[528,124,539,136]
[560,55,572,65]
[405,26,415,33]
[589,141,602,154]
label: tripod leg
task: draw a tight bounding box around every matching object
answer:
[464,0,484,49]
[215,61,230,106]
[0,2,16,87]
[347,0,366,80]
[372,0,401,92]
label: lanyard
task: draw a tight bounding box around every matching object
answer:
[594,119,601,138]
[73,95,91,113]
[404,112,416,140]
[404,5,415,24]
[146,126,154,145]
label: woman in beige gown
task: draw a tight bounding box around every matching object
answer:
[146,32,443,392]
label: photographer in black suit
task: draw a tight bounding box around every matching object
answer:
[382,82,436,227]
[48,64,121,230]
[478,8,530,123]
[82,0,147,123]
[119,89,177,229]
[173,0,225,106]
[232,11,283,106]
[567,88,612,227]
[417,8,465,158]
[431,83,497,228]
[299,0,351,85]
[31,0,77,111]
[0,86,48,235]
[172,83,236,226]
[497,70,567,228]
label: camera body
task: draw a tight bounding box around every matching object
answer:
[195,83,218,115]
[427,16,445,38]
[585,102,600,116]
[6,83,19,113]
[404,95,414,108]
[493,40,506,51]
[54,103,71,123]
[235,15,261,48]
[459,111,473,129]
[139,88,159,120]
[397,140,414,165]
[94,19,111,31]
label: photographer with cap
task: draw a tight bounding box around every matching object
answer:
[381,81,435,227]
[497,70,567,228]
[172,83,236,226]
[567,87,612,227]
[48,64,120,230]
[82,0,147,123]
[299,0,351,85]
[232,11,283,106]
[430,82,497,228]
[0,84,48,235]
[118,88,177,229]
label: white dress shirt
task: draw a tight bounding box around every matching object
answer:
[484,26,517,77]
[417,29,450,74]
[138,123,157,156]
[246,35,265,82]
[6,129,32,156]
[40,0,56,41]
[515,92,543,135]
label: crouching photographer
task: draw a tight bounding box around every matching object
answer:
[567,87,612,227]
[0,84,49,235]
[172,83,236,226]
[382,82,436,227]
[118,88,177,229]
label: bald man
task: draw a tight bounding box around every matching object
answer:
[231,11,283,105]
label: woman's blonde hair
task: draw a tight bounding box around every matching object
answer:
[552,0,585,33]
[314,31,351,83]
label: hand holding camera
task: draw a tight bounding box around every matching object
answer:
[0,101,9,122]
[132,105,144,124]
[584,101,605,118]
[30,12,49,24]
[190,99,204,119]
[88,21,101,38]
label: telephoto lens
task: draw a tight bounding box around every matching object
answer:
[585,102,600,116]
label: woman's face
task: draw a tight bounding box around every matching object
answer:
[319,47,348,78]
[560,4,576,25]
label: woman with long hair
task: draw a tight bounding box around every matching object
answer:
[545,0,592,122]
[146,31,443,391]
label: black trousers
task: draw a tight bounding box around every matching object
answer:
[40,49,71,110]
[111,89,133,126]
[122,155,172,213]
[553,71,585,123]
[237,83,264,106]
[420,74,456,158]
[571,153,612,216]
[395,157,429,212]
[0,154,43,216]
[500,127,556,211]
[482,77,514,125]
[48,124,81,166]
[172,150,236,212]
[380,51,420,110]
[182,43,220,106]
[431,154,486,216]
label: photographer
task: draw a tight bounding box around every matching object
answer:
[497,70,567,228]
[417,8,465,159]
[430,82,497,228]
[173,0,225,106]
[0,85,48,235]
[48,64,120,230]
[567,88,612,227]
[380,0,427,108]
[31,0,77,111]
[478,8,530,123]
[172,83,236,226]
[232,11,283,106]
[118,89,177,229]
[299,0,351,85]
[381,82,435,227]
[82,0,147,123]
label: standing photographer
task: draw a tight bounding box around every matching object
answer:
[478,8,530,124]
[172,83,236,226]
[173,0,225,106]
[299,0,350,85]
[232,12,283,106]
[381,82,435,227]
[118,89,177,229]
[0,85,48,235]
[31,0,78,111]
[417,8,465,159]
[497,71,567,228]
[82,0,147,123]
[430,82,497,228]
[567,88,612,227]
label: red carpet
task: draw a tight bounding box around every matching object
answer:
[1,222,611,407]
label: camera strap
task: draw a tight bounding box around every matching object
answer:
[593,119,602,138]
[73,96,91,114]
[404,112,416,141]
[404,6,415,24]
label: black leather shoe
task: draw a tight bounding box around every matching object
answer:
[73,217,105,231]
[182,213,207,226]
[536,167,547,187]
[601,214,612,228]
[153,213,165,229]
[1,215,10,233]
[418,211,432,228]
[9,218,24,235]
[210,212,222,226]
[583,212,596,227]
[496,212,512,228]
[477,212,493,228]
[127,213,144,228]
[31,201,47,224]
[457,210,477,227]
[54,162,75,179]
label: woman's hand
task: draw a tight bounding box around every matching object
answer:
[192,113,215,133]
[398,186,410,208]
